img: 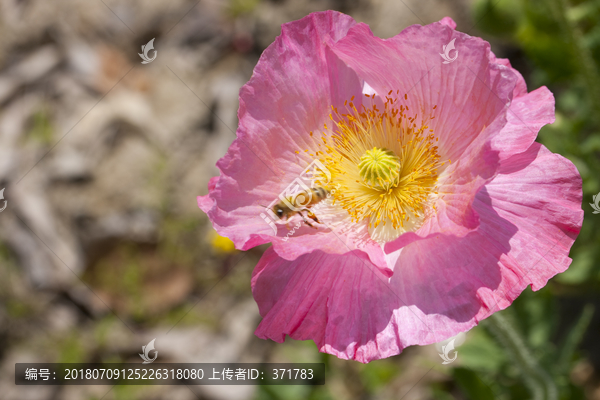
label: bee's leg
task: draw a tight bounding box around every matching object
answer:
[307,213,321,224]
[301,213,317,229]
[302,208,322,225]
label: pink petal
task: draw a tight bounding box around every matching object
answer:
[489,52,528,98]
[252,248,407,363]
[271,230,392,276]
[482,142,582,291]
[438,17,457,30]
[491,86,555,161]
[197,176,219,211]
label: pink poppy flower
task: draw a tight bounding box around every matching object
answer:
[198,11,583,362]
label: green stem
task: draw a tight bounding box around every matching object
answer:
[486,313,558,400]
[557,304,594,374]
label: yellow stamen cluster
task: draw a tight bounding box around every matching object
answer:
[311,92,446,231]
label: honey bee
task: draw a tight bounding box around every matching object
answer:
[271,187,330,228]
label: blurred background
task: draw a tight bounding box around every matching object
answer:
[0,0,599,399]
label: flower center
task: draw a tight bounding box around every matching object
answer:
[358,147,401,191]
[310,93,448,240]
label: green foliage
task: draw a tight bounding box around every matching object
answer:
[453,367,496,400]
[452,287,592,399]
[457,325,506,372]
[357,359,398,393]
[473,0,521,37]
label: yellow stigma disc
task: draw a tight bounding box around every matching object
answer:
[358,147,401,191]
